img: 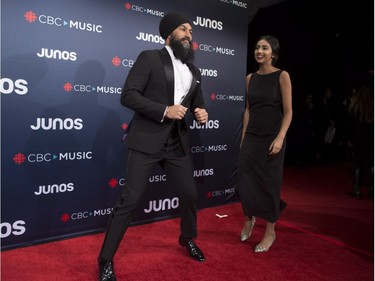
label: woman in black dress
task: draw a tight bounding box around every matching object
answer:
[236,35,292,252]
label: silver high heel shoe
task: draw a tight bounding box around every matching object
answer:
[254,234,276,252]
[240,216,256,242]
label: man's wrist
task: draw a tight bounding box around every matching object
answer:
[161,106,169,122]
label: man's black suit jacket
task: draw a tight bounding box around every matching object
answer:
[121,47,205,155]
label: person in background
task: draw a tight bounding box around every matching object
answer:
[313,87,337,163]
[236,35,292,252]
[346,80,374,199]
[98,13,208,281]
[294,93,315,167]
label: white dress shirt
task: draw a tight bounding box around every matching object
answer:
[165,45,193,105]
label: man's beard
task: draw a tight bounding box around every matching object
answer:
[169,34,195,64]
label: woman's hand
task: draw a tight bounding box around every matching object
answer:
[268,137,284,155]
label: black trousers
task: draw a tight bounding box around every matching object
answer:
[99,147,198,261]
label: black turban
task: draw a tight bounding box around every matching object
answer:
[159,13,190,39]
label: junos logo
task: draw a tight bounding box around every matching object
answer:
[0,220,26,238]
[193,16,223,30]
[144,197,179,213]
[0,78,28,95]
[30,118,83,130]
[136,32,165,45]
[193,168,214,178]
[190,120,220,129]
[199,68,218,77]
[37,48,77,61]
[34,183,74,196]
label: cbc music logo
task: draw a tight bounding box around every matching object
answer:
[64,82,121,94]
[0,78,28,95]
[23,11,103,33]
[136,32,165,45]
[190,119,220,130]
[219,0,248,8]
[193,16,223,31]
[191,145,228,154]
[37,48,77,61]
[107,177,124,188]
[206,187,235,198]
[192,41,235,56]
[111,56,135,68]
[124,3,164,17]
[108,169,212,189]
[12,151,93,165]
[30,118,83,131]
[210,92,244,102]
[0,220,26,239]
[60,208,113,222]
[108,169,213,187]
[107,174,166,189]
[34,182,75,196]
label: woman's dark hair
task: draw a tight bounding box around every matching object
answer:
[348,85,374,124]
[256,35,280,66]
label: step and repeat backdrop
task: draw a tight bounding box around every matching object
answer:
[1,0,249,250]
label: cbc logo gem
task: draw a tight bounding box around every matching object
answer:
[112,56,134,68]
[107,178,126,188]
[13,153,26,165]
[108,178,118,188]
[24,11,37,23]
[64,82,73,92]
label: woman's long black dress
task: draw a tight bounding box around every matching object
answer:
[237,70,287,222]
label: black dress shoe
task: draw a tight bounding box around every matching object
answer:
[178,235,205,262]
[98,259,117,281]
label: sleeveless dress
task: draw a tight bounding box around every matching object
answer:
[236,70,287,222]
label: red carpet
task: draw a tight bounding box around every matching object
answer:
[1,163,373,281]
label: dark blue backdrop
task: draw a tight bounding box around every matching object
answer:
[1,0,249,250]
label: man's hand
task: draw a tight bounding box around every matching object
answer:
[194,108,208,124]
[166,105,188,120]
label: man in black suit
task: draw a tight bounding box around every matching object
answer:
[98,13,208,281]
